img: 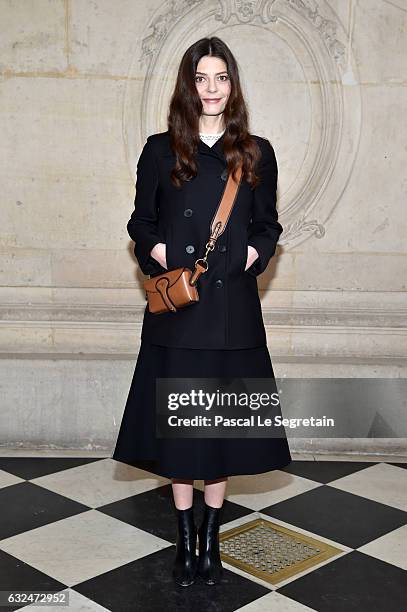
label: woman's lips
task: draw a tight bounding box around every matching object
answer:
[203,98,221,104]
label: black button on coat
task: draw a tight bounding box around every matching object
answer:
[128,131,283,349]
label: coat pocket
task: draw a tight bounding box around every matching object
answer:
[165,227,174,270]
[240,233,249,274]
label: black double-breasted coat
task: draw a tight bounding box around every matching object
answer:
[128,130,283,350]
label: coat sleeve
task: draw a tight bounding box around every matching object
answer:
[127,136,164,276]
[246,139,283,276]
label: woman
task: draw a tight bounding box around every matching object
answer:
[112,36,292,587]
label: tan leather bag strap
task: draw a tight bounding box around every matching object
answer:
[154,277,177,312]
[190,164,243,286]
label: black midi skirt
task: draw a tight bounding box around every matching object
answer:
[112,341,292,480]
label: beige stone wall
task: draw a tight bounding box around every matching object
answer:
[1,0,406,452]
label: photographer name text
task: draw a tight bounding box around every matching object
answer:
[166,415,334,428]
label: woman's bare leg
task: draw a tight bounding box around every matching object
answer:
[203,477,228,507]
[172,478,194,509]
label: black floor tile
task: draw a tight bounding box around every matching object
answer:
[0,549,67,612]
[280,460,377,484]
[98,484,254,543]
[261,485,407,548]
[390,462,407,469]
[0,482,90,540]
[97,484,176,542]
[0,457,104,480]
[73,545,270,612]
[277,550,407,612]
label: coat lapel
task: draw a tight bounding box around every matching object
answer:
[162,131,226,164]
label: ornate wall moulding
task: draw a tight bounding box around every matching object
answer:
[123,0,362,248]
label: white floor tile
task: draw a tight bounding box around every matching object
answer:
[357,524,407,570]
[194,470,321,510]
[328,463,407,511]
[0,469,24,489]
[236,591,316,611]
[0,509,170,587]
[29,458,170,507]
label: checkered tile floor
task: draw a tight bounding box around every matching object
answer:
[0,456,406,611]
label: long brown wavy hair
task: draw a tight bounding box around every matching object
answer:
[167,36,262,189]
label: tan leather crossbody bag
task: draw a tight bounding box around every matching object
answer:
[143,164,243,314]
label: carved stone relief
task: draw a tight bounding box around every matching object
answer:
[123,0,362,248]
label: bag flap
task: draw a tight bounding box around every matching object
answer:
[144,267,191,293]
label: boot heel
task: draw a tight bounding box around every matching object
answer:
[172,506,198,587]
[197,502,224,585]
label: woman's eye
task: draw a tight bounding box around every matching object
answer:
[195,75,229,82]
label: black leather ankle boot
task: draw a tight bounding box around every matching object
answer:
[197,502,224,585]
[172,506,198,587]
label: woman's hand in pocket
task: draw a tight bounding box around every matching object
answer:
[150,243,167,269]
[244,245,259,271]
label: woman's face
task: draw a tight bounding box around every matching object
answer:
[195,55,231,118]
